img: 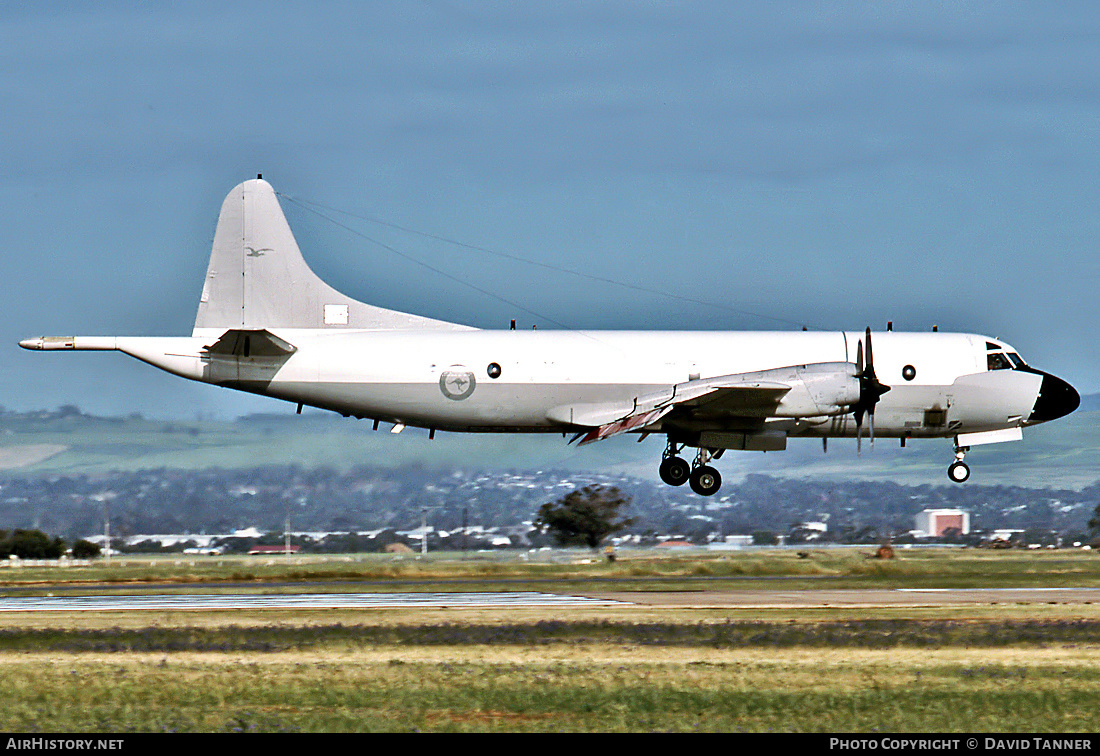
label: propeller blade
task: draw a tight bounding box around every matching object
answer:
[864,327,875,379]
[855,406,863,456]
[853,327,890,455]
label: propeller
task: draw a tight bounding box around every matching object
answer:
[853,327,891,454]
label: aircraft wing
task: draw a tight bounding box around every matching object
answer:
[560,361,862,446]
[570,377,792,446]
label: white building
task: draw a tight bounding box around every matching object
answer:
[915,509,970,538]
[791,521,828,541]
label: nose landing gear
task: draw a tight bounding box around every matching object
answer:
[948,444,971,483]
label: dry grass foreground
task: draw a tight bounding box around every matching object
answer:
[3,644,1100,732]
[5,549,1100,732]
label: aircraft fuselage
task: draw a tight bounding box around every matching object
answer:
[31,328,1070,444]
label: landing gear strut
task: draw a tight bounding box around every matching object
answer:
[689,448,722,497]
[948,445,971,483]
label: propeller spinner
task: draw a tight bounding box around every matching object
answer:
[853,327,891,453]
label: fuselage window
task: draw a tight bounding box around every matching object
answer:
[987,352,1013,371]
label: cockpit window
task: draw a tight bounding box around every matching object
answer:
[987,352,1013,371]
[986,342,1001,351]
[1007,352,1023,368]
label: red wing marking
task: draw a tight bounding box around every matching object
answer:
[577,407,672,446]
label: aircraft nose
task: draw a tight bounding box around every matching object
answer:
[1027,372,1080,424]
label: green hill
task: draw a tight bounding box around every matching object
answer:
[2,402,1098,490]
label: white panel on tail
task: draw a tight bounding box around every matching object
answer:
[192,179,474,334]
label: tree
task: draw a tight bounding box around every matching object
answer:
[71,539,101,559]
[0,529,65,559]
[751,530,779,546]
[1088,502,1100,535]
[534,486,633,549]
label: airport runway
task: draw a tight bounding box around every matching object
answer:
[0,588,1098,612]
[0,591,627,612]
[590,587,1100,607]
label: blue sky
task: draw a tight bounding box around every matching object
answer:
[2,2,1099,419]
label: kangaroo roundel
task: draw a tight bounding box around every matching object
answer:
[439,367,476,401]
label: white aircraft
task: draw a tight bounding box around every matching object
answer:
[20,178,1080,495]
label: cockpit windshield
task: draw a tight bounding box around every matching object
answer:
[987,351,1025,371]
[986,341,1025,371]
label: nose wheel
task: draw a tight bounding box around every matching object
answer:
[948,445,971,483]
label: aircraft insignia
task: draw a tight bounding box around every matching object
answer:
[439,367,476,401]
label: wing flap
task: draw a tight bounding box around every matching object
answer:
[566,378,793,446]
[576,407,675,446]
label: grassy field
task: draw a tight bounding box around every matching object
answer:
[4,646,1100,732]
[5,545,1100,591]
[2,549,1100,732]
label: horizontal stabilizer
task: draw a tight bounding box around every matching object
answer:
[202,329,297,357]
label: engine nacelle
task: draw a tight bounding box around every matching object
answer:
[763,362,862,418]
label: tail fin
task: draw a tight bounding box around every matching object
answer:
[193,178,471,335]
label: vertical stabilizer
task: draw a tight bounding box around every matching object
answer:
[193,179,472,335]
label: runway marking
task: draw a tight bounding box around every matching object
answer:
[896,588,1094,593]
[0,592,627,612]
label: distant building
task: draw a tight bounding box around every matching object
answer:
[790,521,828,542]
[706,535,754,551]
[655,540,694,549]
[247,545,301,555]
[915,509,970,537]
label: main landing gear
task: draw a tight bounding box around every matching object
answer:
[948,444,971,483]
[659,441,722,496]
[658,446,690,487]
